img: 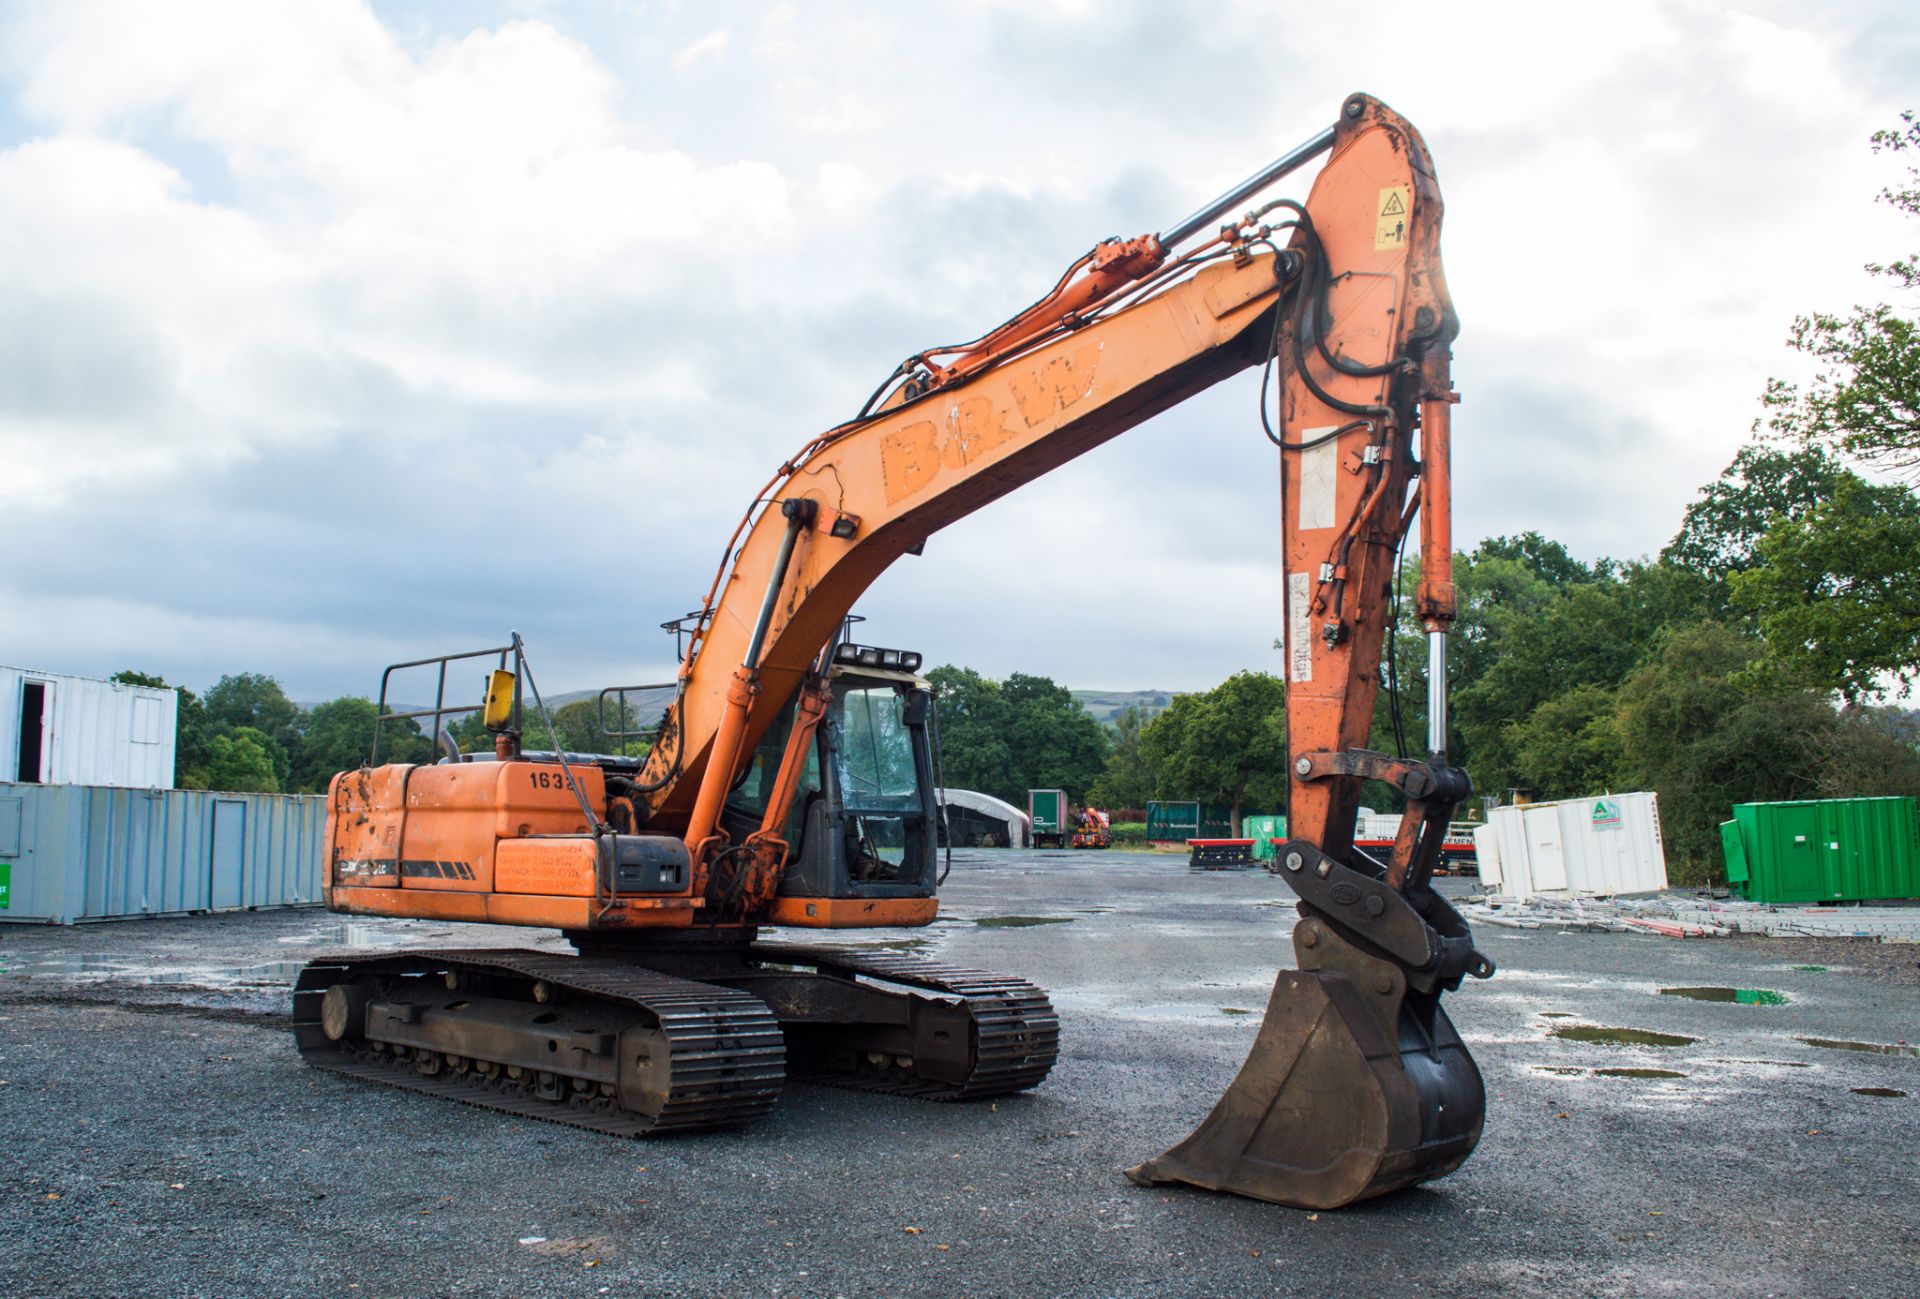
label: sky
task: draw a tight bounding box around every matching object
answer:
[2,0,1916,702]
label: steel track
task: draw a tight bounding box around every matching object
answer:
[292,941,1058,1137]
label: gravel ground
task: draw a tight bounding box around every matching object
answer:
[1,849,1915,1299]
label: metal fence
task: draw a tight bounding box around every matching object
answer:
[1145,800,1233,844]
[0,781,327,924]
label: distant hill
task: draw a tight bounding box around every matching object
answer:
[1071,689,1176,725]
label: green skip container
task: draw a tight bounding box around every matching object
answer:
[1720,796,1920,904]
[1241,814,1289,861]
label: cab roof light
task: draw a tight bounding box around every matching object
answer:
[832,642,922,672]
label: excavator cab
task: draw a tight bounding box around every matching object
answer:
[725,651,940,903]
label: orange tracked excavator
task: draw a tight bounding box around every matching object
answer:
[298,91,1493,1210]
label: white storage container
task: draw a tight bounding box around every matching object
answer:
[1,666,177,789]
[1472,823,1503,889]
[1484,792,1666,900]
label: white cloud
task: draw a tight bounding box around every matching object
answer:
[672,29,730,71]
[0,0,1914,697]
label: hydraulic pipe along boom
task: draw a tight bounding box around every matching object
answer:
[1160,125,1338,247]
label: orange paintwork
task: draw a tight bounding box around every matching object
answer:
[325,761,610,898]
[332,884,703,930]
[765,897,939,928]
[326,766,410,889]
[1272,99,1456,859]
[495,837,600,897]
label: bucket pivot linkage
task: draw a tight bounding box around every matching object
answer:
[1128,754,1495,1210]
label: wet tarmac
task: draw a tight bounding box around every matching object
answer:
[1,848,1916,1298]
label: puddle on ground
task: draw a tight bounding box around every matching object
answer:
[144,961,311,985]
[1538,1012,1574,1018]
[1709,1058,1810,1068]
[277,923,420,948]
[1532,1064,1688,1080]
[1799,1037,1920,1059]
[2,953,131,976]
[1661,986,1788,1005]
[846,939,930,952]
[1551,1025,1698,1048]
[1791,965,1829,972]
[1594,1067,1688,1079]
[1851,1087,1909,1098]
[0,955,308,985]
[974,916,1073,928]
[1219,1007,1253,1016]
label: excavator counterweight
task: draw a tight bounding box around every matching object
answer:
[299,92,1492,1211]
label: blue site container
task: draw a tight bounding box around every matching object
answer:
[0,781,327,924]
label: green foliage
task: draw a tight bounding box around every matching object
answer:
[203,673,300,788]
[294,697,431,792]
[1138,672,1287,833]
[1606,623,1920,882]
[1663,443,1844,578]
[1729,475,1920,699]
[204,727,281,793]
[1504,684,1623,802]
[926,666,1109,806]
[109,670,167,688]
[1761,112,1920,477]
[1088,705,1153,810]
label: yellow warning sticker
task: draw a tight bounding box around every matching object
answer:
[1374,185,1410,251]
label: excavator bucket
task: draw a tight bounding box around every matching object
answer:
[1126,913,1484,1209]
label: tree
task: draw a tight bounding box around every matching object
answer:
[998,673,1109,801]
[1089,705,1153,811]
[926,666,1016,801]
[1761,112,1920,477]
[1504,683,1623,802]
[925,666,1108,806]
[1613,623,1837,878]
[1814,707,1920,801]
[293,697,432,792]
[204,673,301,787]
[1729,475,1920,698]
[1662,444,1845,578]
[1473,532,1592,586]
[204,727,281,793]
[1139,671,1288,833]
[203,672,300,740]
[109,670,167,688]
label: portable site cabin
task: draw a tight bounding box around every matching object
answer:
[0,664,326,924]
[1475,791,1667,901]
[1720,797,1920,904]
[1,665,176,789]
[0,783,327,923]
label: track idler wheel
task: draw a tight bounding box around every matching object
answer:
[1126,914,1484,1209]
